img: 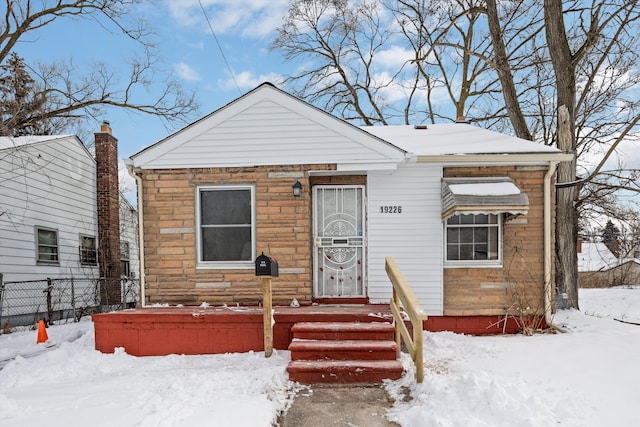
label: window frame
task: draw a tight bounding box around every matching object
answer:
[79,234,98,266]
[35,226,60,265]
[196,184,256,269]
[443,213,503,268]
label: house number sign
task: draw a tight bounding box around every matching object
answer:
[379,205,402,214]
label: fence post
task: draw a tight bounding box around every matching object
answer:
[0,273,4,327]
[45,278,53,324]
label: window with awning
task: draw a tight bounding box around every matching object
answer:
[441,177,529,219]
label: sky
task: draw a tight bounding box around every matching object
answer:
[13,0,296,158]
[8,0,640,207]
[1,286,639,426]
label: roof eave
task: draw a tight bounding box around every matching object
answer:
[416,152,574,164]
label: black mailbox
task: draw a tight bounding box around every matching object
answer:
[255,252,279,277]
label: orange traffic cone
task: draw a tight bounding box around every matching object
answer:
[36,320,48,344]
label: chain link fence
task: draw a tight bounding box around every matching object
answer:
[0,276,139,333]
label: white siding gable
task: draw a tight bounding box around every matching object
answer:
[0,136,99,282]
[367,164,443,314]
[131,83,405,169]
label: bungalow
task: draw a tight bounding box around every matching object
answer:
[125,82,572,334]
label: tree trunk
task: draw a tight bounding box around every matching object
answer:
[545,0,580,309]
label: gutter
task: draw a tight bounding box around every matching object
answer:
[416,152,574,165]
[544,161,567,332]
[126,162,146,308]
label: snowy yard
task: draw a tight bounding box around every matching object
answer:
[1,287,638,427]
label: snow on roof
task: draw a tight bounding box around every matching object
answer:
[0,135,75,150]
[578,242,619,272]
[448,181,521,196]
[361,124,561,156]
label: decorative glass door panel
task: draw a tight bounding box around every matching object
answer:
[313,186,366,298]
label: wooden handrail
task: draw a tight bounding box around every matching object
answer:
[385,256,428,383]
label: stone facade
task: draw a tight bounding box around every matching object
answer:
[140,164,339,306]
[443,165,551,316]
[140,163,553,317]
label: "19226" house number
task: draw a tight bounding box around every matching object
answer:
[380,206,402,214]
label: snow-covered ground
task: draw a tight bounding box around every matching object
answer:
[1,287,638,427]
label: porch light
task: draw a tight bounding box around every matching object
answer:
[292,180,302,197]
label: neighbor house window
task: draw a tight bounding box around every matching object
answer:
[197,185,254,265]
[36,227,59,264]
[79,235,97,265]
[445,214,501,265]
[120,241,131,278]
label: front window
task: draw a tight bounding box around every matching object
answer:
[36,227,59,264]
[445,214,501,265]
[79,235,97,265]
[197,185,254,265]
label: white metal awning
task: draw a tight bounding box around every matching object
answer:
[441,177,529,219]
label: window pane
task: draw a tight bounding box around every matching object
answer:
[489,227,499,259]
[39,247,57,259]
[201,190,251,225]
[120,241,130,260]
[447,244,459,260]
[474,227,488,244]
[202,227,252,262]
[38,229,57,245]
[474,244,488,260]
[459,244,473,260]
[460,227,473,243]
[475,214,489,224]
[446,228,459,244]
[447,215,460,225]
[460,214,474,224]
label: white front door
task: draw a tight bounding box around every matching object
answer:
[313,185,366,298]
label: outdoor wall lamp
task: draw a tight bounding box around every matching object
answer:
[292,180,302,197]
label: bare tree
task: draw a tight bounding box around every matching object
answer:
[273,0,399,124]
[0,0,199,137]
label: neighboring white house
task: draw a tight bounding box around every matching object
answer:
[0,133,139,325]
[0,135,100,282]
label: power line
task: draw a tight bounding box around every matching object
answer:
[197,0,241,95]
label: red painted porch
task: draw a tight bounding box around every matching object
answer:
[92,305,525,357]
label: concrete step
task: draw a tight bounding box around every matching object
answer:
[291,321,395,341]
[287,359,404,384]
[289,339,398,361]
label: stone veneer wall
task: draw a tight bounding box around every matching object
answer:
[442,166,552,316]
[140,164,340,306]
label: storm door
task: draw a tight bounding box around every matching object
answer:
[313,185,366,298]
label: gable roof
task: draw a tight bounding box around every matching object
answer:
[578,242,619,272]
[0,134,93,160]
[130,83,406,170]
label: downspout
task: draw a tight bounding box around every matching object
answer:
[544,161,566,331]
[127,163,146,307]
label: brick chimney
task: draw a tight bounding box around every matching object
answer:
[95,120,122,305]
